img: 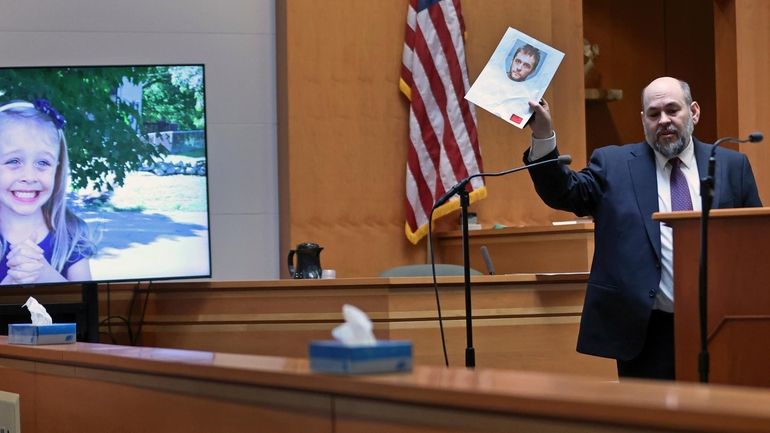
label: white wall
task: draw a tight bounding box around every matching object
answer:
[0,0,279,280]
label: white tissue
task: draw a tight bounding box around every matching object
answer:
[332,304,377,346]
[23,296,53,325]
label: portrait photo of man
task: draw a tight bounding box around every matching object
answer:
[465,28,563,128]
[506,43,542,82]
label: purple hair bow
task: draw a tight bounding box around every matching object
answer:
[33,99,67,129]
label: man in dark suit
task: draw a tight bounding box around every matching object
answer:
[523,77,762,380]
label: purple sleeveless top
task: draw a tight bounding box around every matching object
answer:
[0,232,88,283]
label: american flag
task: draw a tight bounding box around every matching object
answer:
[400,0,485,244]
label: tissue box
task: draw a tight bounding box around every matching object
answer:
[8,323,76,345]
[309,340,412,374]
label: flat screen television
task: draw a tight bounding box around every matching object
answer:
[0,64,211,288]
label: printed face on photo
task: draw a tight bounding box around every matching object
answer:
[510,51,536,82]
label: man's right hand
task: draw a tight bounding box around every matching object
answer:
[528,99,554,139]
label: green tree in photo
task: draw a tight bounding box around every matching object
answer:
[143,66,206,131]
[0,65,205,192]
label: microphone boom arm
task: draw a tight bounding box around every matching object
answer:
[433,155,572,210]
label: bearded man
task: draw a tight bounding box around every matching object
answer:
[520,76,762,380]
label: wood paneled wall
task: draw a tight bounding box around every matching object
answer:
[277,1,586,278]
[583,0,717,156]
[715,0,770,204]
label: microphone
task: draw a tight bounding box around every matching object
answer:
[707,131,764,183]
[480,246,495,275]
[432,154,572,209]
[711,131,764,156]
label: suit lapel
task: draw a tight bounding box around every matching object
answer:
[628,143,662,261]
[693,138,718,207]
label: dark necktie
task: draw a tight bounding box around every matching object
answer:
[669,157,693,211]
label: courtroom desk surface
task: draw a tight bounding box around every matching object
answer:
[3,337,770,433]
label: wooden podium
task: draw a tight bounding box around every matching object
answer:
[655,208,770,386]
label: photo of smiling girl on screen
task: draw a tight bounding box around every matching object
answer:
[0,99,96,285]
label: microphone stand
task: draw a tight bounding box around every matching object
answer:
[697,155,715,383]
[696,132,762,383]
[459,187,475,368]
[434,155,571,368]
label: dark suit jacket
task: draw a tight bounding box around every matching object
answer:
[525,138,762,360]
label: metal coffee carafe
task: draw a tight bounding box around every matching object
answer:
[287,242,323,279]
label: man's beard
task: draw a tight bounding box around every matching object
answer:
[646,115,694,158]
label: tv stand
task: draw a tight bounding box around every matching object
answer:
[82,282,99,342]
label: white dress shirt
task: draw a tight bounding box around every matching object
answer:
[653,139,700,312]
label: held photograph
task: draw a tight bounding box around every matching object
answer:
[465,27,564,128]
